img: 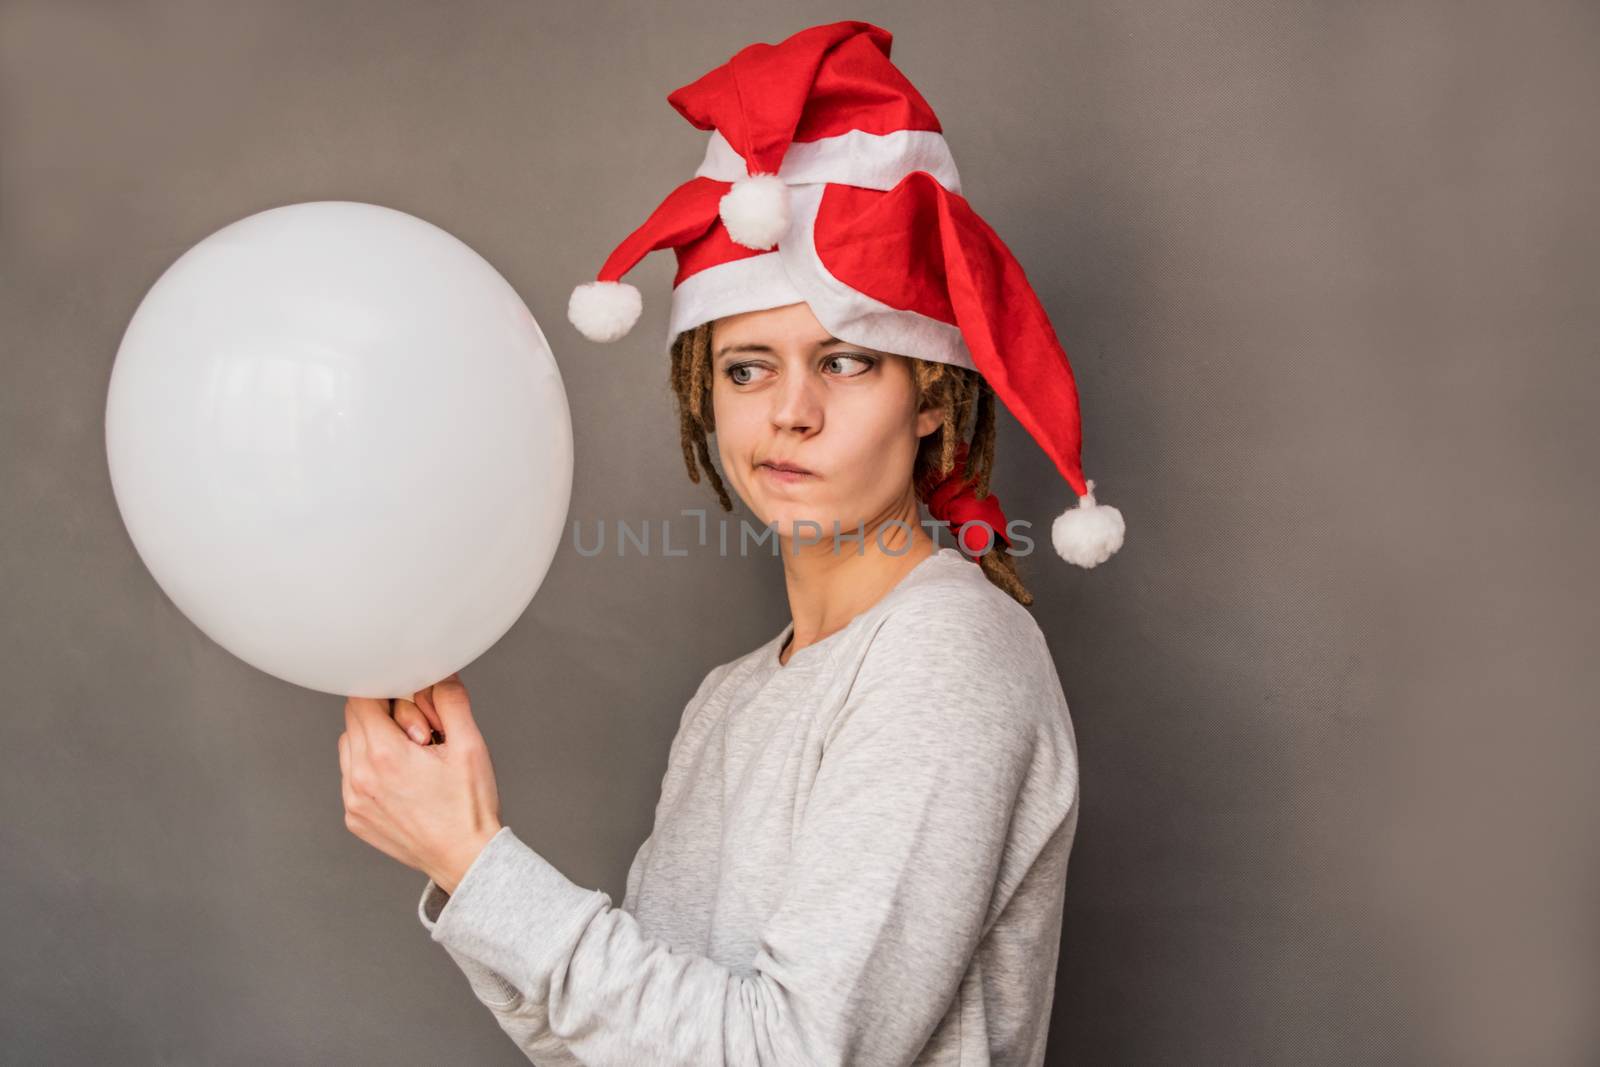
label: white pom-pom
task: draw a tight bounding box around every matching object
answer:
[719,173,790,250]
[567,280,642,343]
[1052,480,1126,568]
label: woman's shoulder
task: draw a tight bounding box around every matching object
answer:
[689,645,763,699]
[878,550,1048,653]
[853,552,1066,708]
[817,554,1075,770]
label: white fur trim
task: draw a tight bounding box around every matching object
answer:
[568,280,642,343]
[694,128,962,194]
[664,252,805,347]
[720,174,790,250]
[1051,480,1125,568]
[663,181,974,370]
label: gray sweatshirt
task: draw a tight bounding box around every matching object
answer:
[416,546,1081,1066]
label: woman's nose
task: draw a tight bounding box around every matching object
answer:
[770,372,823,434]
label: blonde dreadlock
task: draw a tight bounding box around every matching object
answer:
[667,320,1035,606]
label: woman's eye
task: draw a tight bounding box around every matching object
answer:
[726,362,771,385]
[824,353,875,376]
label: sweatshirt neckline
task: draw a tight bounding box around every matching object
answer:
[764,547,968,673]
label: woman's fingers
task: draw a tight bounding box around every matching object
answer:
[344,699,370,758]
[411,686,445,736]
[337,731,361,818]
[391,698,434,746]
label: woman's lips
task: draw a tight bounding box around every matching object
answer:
[757,462,815,483]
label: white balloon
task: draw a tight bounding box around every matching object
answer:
[105,201,572,699]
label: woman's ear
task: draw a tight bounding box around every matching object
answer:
[915,403,942,438]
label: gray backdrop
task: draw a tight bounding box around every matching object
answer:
[3,1,1595,1063]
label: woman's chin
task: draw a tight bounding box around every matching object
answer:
[764,513,862,549]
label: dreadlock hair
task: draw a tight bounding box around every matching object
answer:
[667,319,1035,606]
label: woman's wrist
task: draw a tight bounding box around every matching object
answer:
[433,823,503,895]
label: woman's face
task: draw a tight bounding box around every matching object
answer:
[709,301,943,543]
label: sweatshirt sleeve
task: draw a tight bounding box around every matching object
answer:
[414,599,1054,1067]
[416,831,659,1067]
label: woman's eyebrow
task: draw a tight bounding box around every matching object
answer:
[714,343,771,362]
[713,337,853,362]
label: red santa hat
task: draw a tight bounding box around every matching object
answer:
[567,19,1125,569]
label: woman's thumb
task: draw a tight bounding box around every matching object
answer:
[429,674,477,740]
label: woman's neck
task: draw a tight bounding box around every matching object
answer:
[777,495,937,665]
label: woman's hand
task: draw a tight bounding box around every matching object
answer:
[338,672,503,894]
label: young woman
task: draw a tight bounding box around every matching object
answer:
[339,19,1125,1067]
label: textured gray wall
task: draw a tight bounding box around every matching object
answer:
[3,1,1595,1063]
